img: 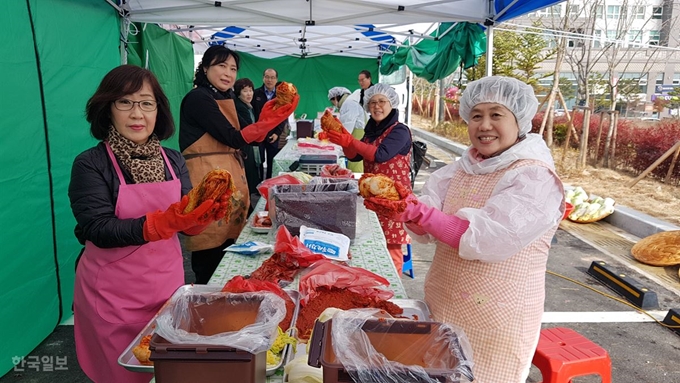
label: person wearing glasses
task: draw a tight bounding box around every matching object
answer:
[180,47,297,284]
[68,65,226,383]
[252,68,288,179]
[326,83,412,272]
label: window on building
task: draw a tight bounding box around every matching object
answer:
[593,30,603,48]
[631,6,645,19]
[606,30,618,45]
[620,73,647,94]
[545,34,557,48]
[628,30,642,46]
[652,7,663,19]
[673,74,680,86]
[594,5,604,19]
[569,5,580,17]
[537,4,562,17]
[648,30,660,45]
[607,5,621,19]
[568,28,584,47]
[656,73,665,86]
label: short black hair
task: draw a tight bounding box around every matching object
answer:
[194,45,240,87]
[263,68,278,77]
[234,78,255,97]
[85,65,174,141]
[359,70,372,80]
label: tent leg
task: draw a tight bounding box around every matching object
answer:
[485,25,493,77]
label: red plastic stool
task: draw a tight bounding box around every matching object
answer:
[532,327,612,383]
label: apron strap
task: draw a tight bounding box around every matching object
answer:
[159,147,178,180]
[105,142,127,185]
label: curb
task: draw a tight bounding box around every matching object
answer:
[410,126,680,239]
[412,126,467,157]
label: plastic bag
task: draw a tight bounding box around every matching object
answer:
[221,275,296,331]
[249,226,325,284]
[299,259,393,304]
[154,290,285,354]
[274,225,326,267]
[320,164,353,178]
[331,309,475,383]
[256,173,308,210]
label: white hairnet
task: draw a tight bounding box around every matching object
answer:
[328,86,351,100]
[363,83,399,112]
[459,76,538,136]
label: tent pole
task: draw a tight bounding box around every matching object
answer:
[120,18,128,64]
[485,25,493,77]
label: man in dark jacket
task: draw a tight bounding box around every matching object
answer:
[252,68,285,179]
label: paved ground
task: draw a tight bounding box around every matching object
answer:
[3,136,680,382]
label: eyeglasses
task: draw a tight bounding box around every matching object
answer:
[264,75,278,80]
[368,100,389,108]
[114,99,157,112]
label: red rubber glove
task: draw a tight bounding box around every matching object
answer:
[241,95,300,143]
[182,193,231,235]
[349,138,377,162]
[326,119,353,148]
[143,195,216,242]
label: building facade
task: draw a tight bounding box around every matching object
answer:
[514,0,680,117]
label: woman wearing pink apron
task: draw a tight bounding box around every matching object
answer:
[327,83,412,272]
[69,66,222,383]
[364,76,565,382]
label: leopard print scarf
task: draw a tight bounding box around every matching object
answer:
[106,127,165,184]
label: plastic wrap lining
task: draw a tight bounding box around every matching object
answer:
[154,291,286,354]
[331,309,475,383]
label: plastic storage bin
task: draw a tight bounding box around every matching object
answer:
[296,120,314,139]
[308,318,474,383]
[149,295,267,383]
[268,180,358,239]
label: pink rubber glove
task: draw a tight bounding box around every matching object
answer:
[399,201,469,248]
[367,194,469,248]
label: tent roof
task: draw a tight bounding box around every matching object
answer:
[120,0,565,58]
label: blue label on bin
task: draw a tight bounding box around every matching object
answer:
[303,240,340,258]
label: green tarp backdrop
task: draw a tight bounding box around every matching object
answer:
[127,22,195,150]
[380,21,486,82]
[234,52,376,121]
[0,0,120,375]
[0,1,375,376]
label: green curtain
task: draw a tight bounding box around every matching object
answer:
[380,22,487,83]
[235,52,377,119]
[0,0,119,376]
[127,23,195,150]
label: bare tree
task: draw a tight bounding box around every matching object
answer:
[535,0,675,167]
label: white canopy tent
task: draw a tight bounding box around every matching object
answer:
[113,0,566,73]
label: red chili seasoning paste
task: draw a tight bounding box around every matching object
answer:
[296,287,403,341]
